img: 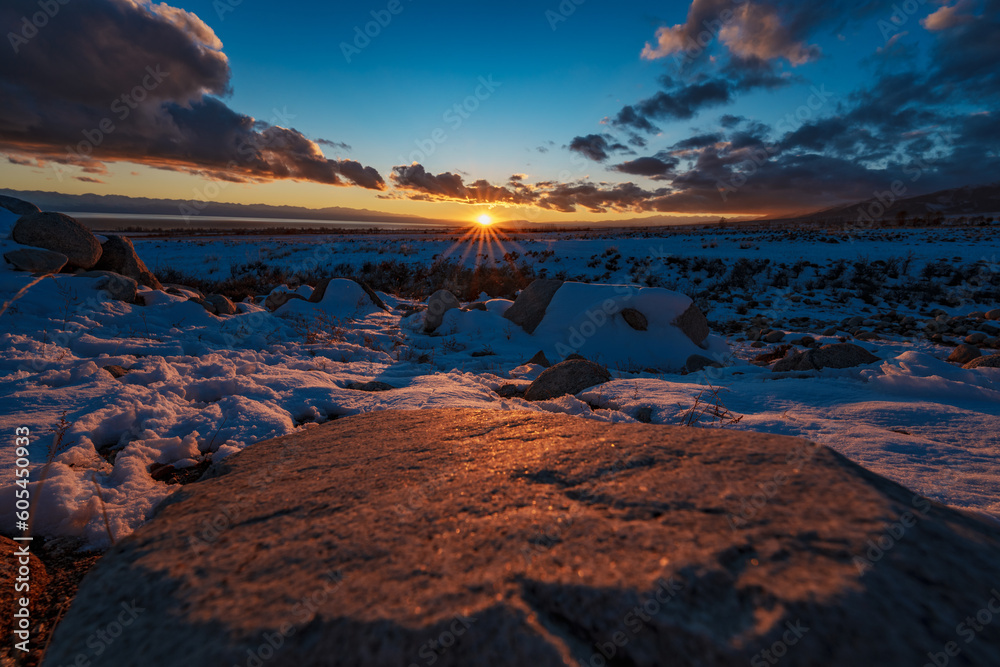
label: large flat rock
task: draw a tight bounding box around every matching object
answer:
[45,409,1000,666]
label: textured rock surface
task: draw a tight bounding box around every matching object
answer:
[12,212,102,269]
[963,353,1000,369]
[523,359,612,401]
[773,343,880,372]
[620,307,648,331]
[3,247,68,274]
[0,194,41,216]
[423,289,461,333]
[44,409,1000,667]
[502,279,564,334]
[94,235,162,289]
[671,303,709,346]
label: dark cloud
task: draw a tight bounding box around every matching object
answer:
[611,156,679,180]
[0,0,383,189]
[567,134,630,162]
[672,133,723,150]
[317,139,352,152]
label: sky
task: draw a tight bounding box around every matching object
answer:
[1,0,998,223]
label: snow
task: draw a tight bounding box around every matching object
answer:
[1,227,999,548]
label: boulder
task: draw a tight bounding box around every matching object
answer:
[76,270,137,303]
[190,297,216,315]
[965,332,987,345]
[311,278,388,311]
[264,291,307,312]
[523,359,611,401]
[12,212,102,269]
[423,289,460,333]
[685,354,722,373]
[44,409,1000,667]
[94,235,162,289]
[671,303,709,346]
[963,353,1000,369]
[948,344,981,365]
[986,309,1000,321]
[502,279,564,334]
[0,194,41,216]
[763,330,785,344]
[204,294,237,316]
[773,343,880,373]
[3,247,68,274]
[526,350,551,367]
[620,307,648,331]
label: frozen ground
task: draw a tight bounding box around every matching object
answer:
[1,224,998,547]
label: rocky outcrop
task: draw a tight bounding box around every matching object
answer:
[94,235,162,289]
[423,289,461,333]
[773,343,880,373]
[43,409,1000,667]
[523,359,611,401]
[11,212,102,270]
[3,247,68,274]
[502,279,564,334]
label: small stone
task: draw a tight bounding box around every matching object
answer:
[620,308,648,331]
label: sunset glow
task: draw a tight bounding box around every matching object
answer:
[477,214,493,226]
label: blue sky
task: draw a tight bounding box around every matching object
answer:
[1,0,996,221]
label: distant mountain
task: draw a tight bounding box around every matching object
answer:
[803,182,1000,222]
[0,189,457,226]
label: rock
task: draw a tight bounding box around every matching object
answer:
[190,297,216,315]
[564,353,587,361]
[855,331,881,341]
[763,330,785,344]
[3,247,68,274]
[310,278,388,311]
[685,354,722,373]
[773,343,880,373]
[0,194,41,216]
[345,381,395,392]
[76,270,137,303]
[523,359,611,401]
[948,344,981,365]
[965,332,987,345]
[620,307,648,331]
[45,409,1000,667]
[423,289,461,333]
[986,309,1000,321]
[12,211,102,269]
[264,291,307,312]
[502,279,564,334]
[963,354,1000,369]
[634,406,653,423]
[799,336,816,347]
[821,327,839,337]
[968,311,986,320]
[204,294,237,316]
[526,350,551,367]
[495,384,525,398]
[671,303,709,346]
[102,365,131,379]
[93,235,162,289]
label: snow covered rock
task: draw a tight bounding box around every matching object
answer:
[44,409,1000,667]
[948,344,982,365]
[3,247,68,274]
[773,343,879,372]
[204,294,237,316]
[94,235,162,289]
[264,290,307,312]
[311,277,388,312]
[423,289,460,332]
[685,354,722,373]
[963,353,1000,369]
[276,278,386,320]
[76,270,138,303]
[11,212,102,269]
[523,358,611,401]
[503,278,564,334]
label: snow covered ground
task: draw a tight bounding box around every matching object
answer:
[1,224,998,548]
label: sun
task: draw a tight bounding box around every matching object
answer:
[477,214,493,226]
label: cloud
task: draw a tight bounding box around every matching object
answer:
[0,0,383,190]
[921,0,977,31]
[317,139,352,152]
[672,133,723,150]
[611,156,679,180]
[567,134,630,162]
